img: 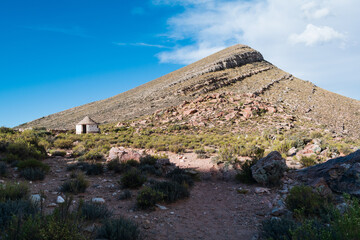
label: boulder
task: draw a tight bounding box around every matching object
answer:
[294,150,360,197]
[57,196,65,203]
[251,151,287,186]
[107,147,143,162]
[92,198,105,204]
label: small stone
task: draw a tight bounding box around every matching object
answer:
[0,180,5,184]
[255,187,271,194]
[48,203,57,208]
[30,194,41,203]
[57,196,65,203]
[155,204,168,210]
[92,198,105,204]
[170,212,174,215]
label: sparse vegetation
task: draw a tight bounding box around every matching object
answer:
[96,218,140,240]
[300,155,317,167]
[235,159,257,184]
[60,173,89,194]
[80,202,112,220]
[120,168,147,189]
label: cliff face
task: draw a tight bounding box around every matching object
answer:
[17,44,360,137]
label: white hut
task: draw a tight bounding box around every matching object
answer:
[76,116,100,134]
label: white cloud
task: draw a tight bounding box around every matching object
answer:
[290,24,345,46]
[301,2,330,19]
[113,42,171,49]
[152,0,360,99]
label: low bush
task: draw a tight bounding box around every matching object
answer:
[136,187,163,210]
[120,169,146,189]
[96,218,140,240]
[151,180,190,203]
[0,162,7,176]
[285,185,333,219]
[166,167,194,187]
[261,217,297,240]
[139,155,157,166]
[20,168,46,181]
[17,159,50,172]
[60,173,89,194]
[1,195,86,240]
[80,202,112,220]
[138,164,162,176]
[50,150,67,157]
[107,159,122,173]
[0,183,29,201]
[66,162,90,172]
[300,156,317,167]
[53,139,73,149]
[0,200,39,230]
[85,163,104,176]
[235,159,257,184]
[118,190,132,200]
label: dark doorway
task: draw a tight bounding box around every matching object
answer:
[82,125,86,133]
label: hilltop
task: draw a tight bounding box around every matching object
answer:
[18,44,360,137]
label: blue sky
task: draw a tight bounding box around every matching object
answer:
[1,0,359,127]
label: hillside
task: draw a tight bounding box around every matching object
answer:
[18,44,360,137]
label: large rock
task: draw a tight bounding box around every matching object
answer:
[294,150,360,196]
[107,147,143,162]
[251,151,287,185]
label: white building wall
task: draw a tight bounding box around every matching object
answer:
[87,124,100,133]
[76,125,83,134]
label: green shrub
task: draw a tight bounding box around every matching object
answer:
[151,180,190,203]
[0,200,38,230]
[80,202,112,220]
[291,219,333,240]
[38,200,86,240]
[235,159,257,184]
[138,164,162,176]
[17,159,50,172]
[0,183,29,201]
[118,190,132,200]
[53,139,73,149]
[83,150,105,161]
[285,185,333,219]
[136,187,163,210]
[300,156,317,167]
[85,163,104,175]
[20,168,46,181]
[66,162,90,172]
[140,155,157,166]
[330,196,360,239]
[124,159,139,167]
[0,162,7,176]
[50,150,66,157]
[96,218,140,240]
[120,169,146,189]
[261,217,297,240]
[166,167,194,187]
[60,173,89,194]
[4,141,46,162]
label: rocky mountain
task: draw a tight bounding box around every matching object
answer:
[18,44,360,137]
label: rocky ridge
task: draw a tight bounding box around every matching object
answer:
[18,44,360,138]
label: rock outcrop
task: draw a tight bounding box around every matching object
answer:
[107,147,144,162]
[251,151,287,185]
[294,150,360,197]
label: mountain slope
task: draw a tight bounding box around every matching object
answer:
[18,44,360,137]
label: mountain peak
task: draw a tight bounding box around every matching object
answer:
[18,44,360,137]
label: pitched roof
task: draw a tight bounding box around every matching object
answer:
[77,116,98,125]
